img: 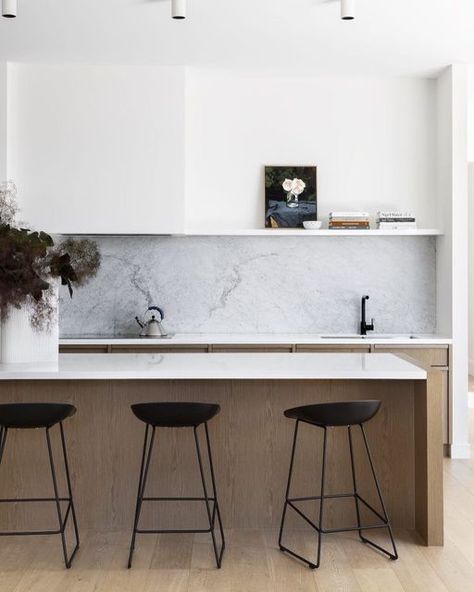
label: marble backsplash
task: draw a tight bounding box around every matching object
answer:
[59,236,437,336]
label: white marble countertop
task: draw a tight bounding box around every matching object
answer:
[0,353,427,381]
[59,333,452,346]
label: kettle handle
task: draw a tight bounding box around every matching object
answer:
[147,305,164,320]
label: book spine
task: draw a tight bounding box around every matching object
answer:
[377,222,417,229]
[329,226,371,230]
[329,212,370,218]
[329,224,370,228]
[330,218,370,222]
[377,211,414,218]
[330,220,370,226]
[377,218,416,222]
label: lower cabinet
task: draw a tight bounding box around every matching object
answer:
[295,345,371,353]
[211,345,293,353]
[111,345,209,354]
[373,345,450,449]
[59,345,110,354]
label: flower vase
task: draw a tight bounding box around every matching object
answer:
[0,284,59,364]
[286,191,299,208]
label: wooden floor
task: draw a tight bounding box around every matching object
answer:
[0,411,473,591]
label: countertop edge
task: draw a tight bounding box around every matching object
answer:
[0,352,428,381]
[58,334,452,346]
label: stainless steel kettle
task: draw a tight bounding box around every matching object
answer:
[135,306,168,337]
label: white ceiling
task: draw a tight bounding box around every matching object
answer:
[0,0,473,77]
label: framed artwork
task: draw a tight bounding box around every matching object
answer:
[265,166,317,228]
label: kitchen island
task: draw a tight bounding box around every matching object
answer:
[0,352,442,546]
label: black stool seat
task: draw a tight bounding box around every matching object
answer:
[131,402,220,427]
[0,403,76,429]
[284,400,381,427]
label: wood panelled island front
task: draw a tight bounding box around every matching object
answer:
[0,353,443,546]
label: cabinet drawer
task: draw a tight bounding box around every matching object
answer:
[372,346,448,367]
[59,345,110,354]
[211,345,293,353]
[111,345,209,354]
[296,345,371,353]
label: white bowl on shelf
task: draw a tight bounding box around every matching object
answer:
[303,221,322,230]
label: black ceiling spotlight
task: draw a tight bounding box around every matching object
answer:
[341,0,355,20]
[172,0,186,19]
[2,0,17,18]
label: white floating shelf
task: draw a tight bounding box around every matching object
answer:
[182,229,443,237]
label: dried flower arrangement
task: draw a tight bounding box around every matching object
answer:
[0,181,101,331]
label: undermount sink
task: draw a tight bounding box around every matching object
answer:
[320,334,420,340]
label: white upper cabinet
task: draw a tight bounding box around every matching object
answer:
[7,64,185,234]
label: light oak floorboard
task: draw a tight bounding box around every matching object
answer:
[0,525,473,592]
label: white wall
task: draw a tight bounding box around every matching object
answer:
[0,63,7,181]
[7,64,186,234]
[469,164,474,375]
[467,67,474,376]
[468,68,474,162]
[437,65,470,458]
[185,70,437,231]
[2,64,438,233]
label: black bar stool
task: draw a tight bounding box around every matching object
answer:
[0,403,80,568]
[127,402,225,569]
[278,400,398,569]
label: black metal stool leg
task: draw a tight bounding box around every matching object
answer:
[359,424,398,560]
[203,422,225,564]
[59,422,80,561]
[128,424,156,569]
[279,422,328,569]
[128,423,150,561]
[279,420,321,569]
[315,426,328,568]
[348,426,363,540]
[0,427,7,465]
[278,420,299,553]
[46,427,72,568]
[194,424,222,568]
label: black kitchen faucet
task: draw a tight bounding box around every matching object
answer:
[360,295,375,336]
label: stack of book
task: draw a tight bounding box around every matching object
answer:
[376,211,416,230]
[329,211,370,230]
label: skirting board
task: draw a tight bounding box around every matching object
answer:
[448,442,472,459]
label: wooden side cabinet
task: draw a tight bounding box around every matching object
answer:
[373,345,450,449]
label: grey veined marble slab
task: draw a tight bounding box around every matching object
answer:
[59,236,437,336]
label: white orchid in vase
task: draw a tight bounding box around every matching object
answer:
[282,178,306,208]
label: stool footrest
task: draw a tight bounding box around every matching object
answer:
[0,497,71,503]
[0,499,74,536]
[282,493,397,564]
[136,527,213,534]
[142,496,216,502]
[0,529,64,536]
[287,493,389,533]
[137,497,218,532]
